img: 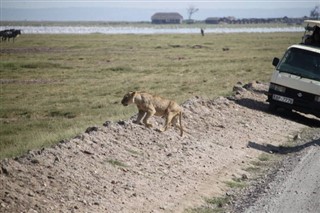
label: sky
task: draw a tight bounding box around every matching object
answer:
[1,0,319,21]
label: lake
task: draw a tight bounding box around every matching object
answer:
[0,26,304,34]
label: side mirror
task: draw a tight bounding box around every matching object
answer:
[272,57,280,67]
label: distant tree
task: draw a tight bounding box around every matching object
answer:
[310,6,319,20]
[187,5,199,23]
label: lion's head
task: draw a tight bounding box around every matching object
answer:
[121,91,136,106]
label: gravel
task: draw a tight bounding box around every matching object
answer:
[1,81,319,213]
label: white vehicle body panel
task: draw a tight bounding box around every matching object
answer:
[271,71,320,95]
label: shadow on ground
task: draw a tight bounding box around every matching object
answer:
[234,96,320,155]
[247,138,320,154]
[234,97,320,128]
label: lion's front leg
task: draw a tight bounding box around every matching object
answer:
[143,108,156,128]
[134,110,145,125]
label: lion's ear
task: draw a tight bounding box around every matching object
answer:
[130,91,136,97]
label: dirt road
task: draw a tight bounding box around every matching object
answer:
[1,82,319,213]
[247,146,320,213]
[231,128,320,213]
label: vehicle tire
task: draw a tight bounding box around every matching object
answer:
[268,102,277,112]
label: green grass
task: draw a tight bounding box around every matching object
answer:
[0,32,301,159]
[225,178,246,189]
[245,152,278,173]
[106,159,128,168]
[206,197,230,208]
[185,196,230,213]
[258,153,271,161]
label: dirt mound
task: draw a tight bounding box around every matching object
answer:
[1,82,317,213]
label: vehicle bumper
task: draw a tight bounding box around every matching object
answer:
[267,88,320,118]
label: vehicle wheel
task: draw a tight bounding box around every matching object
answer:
[268,102,277,112]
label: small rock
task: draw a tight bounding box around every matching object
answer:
[233,85,246,94]
[59,139,68,144]
[243,82,254,90]
[81,150,94,155]
[85,126,99,133]
[54,156,60,163]
[1,166,9,175]
[30,159,40,164]
[236,81,243,85]
[74,134,85,140]
[226,191,234,196]
[117,120,126,125]
[27,192,35,197]
[131,193,137,197]
[103,121,112,127]
[241,174,248,180]
[293,134,301,140]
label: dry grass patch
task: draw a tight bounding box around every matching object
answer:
[0,32,301,159]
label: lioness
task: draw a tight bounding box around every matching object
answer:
[121,91,183,136]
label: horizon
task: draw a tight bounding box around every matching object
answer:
[1,7,316,22]
[1,1,319,22]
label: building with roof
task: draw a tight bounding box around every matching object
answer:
[151,12,183,24]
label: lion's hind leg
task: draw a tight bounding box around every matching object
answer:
[172,112,183,137]
[160,112,175,132]
[171,115,179,128]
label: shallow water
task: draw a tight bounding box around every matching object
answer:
[0,26,304,34]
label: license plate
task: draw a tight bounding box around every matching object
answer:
[272,94,294,104]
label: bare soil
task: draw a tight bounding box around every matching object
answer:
[229,127,320,213]
[1,82,319,213]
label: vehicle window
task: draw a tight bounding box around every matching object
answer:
[278,48,320,81]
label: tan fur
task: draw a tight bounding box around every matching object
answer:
[121,91,183,136]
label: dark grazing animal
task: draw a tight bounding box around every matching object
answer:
[0,30,10,41]
[0,29,21,42]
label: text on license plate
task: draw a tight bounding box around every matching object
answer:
[272,94,294,104]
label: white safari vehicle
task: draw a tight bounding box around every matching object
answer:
[267,20,320,118]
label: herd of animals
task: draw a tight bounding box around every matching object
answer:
[0,29,21,42]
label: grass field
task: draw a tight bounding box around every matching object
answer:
[0,32,301,159]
